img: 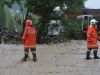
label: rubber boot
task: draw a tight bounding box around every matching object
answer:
[33,53,37,61]
[23,54,28,61]
[94,51,100,59]
[86,51,91,60]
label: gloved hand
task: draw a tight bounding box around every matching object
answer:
[88,39,92,42]
[98,37,100,41]
[98,39,100,41]
[22,39,25,44]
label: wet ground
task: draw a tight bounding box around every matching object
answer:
[0,40,100,75]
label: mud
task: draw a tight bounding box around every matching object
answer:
[0,40,100,75]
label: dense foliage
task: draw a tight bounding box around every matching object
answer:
[0,0,87,43]
[0,6,15,30]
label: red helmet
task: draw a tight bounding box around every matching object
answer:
[26,19,32,25]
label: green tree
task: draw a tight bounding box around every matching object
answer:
[0,2,15,29]
[1,0,86,43]
[4,8,15,29]
[0,6,6,28]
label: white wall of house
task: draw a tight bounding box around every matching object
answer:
[48,20,65,35]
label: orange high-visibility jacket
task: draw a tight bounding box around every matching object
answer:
[87,25,99,48]
[22,26,37,49]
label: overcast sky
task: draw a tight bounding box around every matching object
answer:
[85,0,100,9]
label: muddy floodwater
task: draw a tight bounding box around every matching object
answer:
[0,40,100,75]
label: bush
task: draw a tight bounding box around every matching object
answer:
[56,33,69,41]
[98,31,100,36]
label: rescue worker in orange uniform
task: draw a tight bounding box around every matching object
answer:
[22,19,37,61]
[86,19,100,60]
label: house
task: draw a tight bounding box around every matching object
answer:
[65,9,100,31]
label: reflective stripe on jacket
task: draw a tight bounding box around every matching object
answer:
[22,26,37,49]
[87,26,99,48]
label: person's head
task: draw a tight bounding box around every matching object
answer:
[90,19,98,26]
[26,19,32,26]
